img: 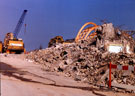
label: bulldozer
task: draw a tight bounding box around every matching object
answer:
[48,36,64,47]
[48,36,75,47]
[3,10,27,54]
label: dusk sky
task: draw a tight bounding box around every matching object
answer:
[0,0,135,51]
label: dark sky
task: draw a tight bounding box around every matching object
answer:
[0,0,135,51]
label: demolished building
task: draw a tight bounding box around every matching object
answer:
[26,23,135,93]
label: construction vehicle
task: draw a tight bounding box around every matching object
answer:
[48,22,99,47]
[0,41,3,53]
[48,36,75,47]
[3,10,28,54]
[48,36,64,47]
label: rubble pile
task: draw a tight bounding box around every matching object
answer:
[26,42,135,84]
[26,23,135,92]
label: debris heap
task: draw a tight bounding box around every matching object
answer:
[26,23,135,92]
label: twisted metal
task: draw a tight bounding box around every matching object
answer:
[75,22,98,42]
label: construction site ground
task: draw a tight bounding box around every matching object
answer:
[0,54,134,96]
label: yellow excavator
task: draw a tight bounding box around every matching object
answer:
[3,10,28,54]
[3,33,25,54]
[48,22,99,47]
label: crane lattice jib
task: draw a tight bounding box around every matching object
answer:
[13,10,28,38]
[75,22,99,42]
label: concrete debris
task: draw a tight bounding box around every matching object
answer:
[26,23,135,93]
[112,80,135,92]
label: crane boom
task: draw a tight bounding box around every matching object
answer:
[13,10,28,38]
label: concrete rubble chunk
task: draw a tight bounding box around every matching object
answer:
[112,80,135,91]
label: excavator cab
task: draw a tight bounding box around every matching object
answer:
[3,33,25,54]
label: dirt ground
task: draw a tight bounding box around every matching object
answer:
[0,54,134,96]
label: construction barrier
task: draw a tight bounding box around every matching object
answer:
[109,62,135,88]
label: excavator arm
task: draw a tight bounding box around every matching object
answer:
[13,10,28,38]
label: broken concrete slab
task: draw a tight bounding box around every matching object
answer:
[112,80,135,91]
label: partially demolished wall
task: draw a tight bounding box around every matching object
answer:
[96,23,135,54]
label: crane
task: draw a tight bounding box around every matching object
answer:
[3,10,28,54]
[13,10,28,38]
